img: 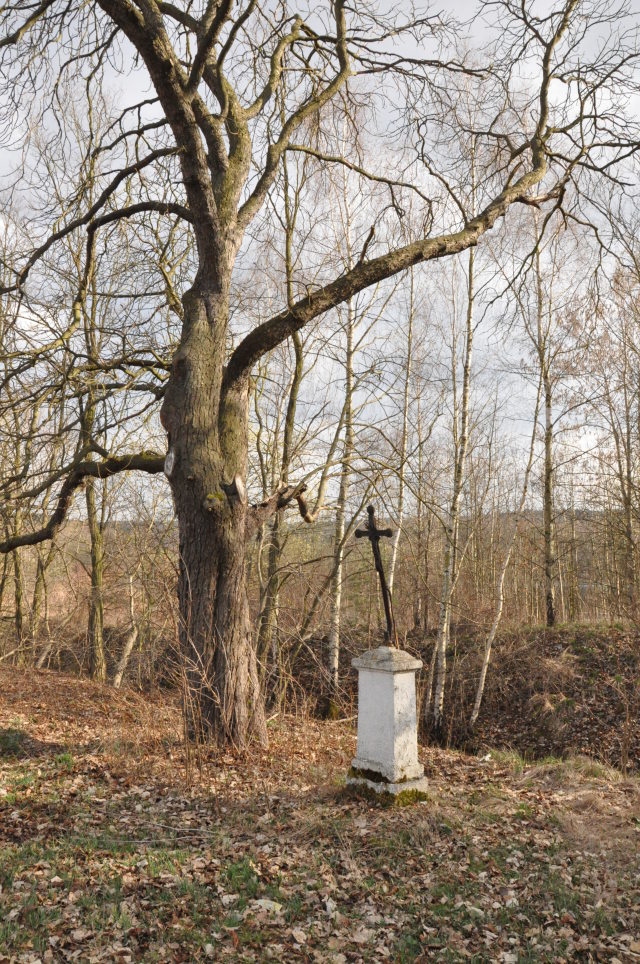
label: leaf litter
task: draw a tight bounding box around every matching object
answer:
[1,665,639,962]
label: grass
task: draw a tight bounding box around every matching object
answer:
[0,724,27,757]
[484,748,527,773]
[55,750,74,771]
[1,665,639,962]
[224,857,260,903]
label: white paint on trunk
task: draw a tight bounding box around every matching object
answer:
[164,448,176,478]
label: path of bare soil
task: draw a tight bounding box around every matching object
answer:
[1,667,639,962]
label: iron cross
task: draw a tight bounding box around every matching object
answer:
[355,504,397,646]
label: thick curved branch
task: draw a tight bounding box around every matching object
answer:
[157,2,197,30]
[225,0,587,386]
[0,452,165,553]
[244,15,302,119]
[87,201,193,235]
[224,156,548,389]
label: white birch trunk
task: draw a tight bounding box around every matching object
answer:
[113,576,138,690]
[328,299,354,695]
[470,375,542,727]
[432,244,475,730]
[388,270,414,598]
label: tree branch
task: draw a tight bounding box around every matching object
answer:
[246,481,310,536]
[0,0,57,48]
[286,143,433,207]
[237,0,351,229]
[0,148,179,293]
[0,452,165,553]
[224,155,548,389]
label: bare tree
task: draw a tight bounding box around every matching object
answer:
[470,374,542,726]
[1,0,638,746]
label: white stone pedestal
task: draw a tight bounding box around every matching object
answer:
[348,646,428,800]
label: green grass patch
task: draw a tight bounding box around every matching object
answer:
[55,750,74,772]
[487,748,526,774]
[0,726,27,757]
[515,802,534,820]
[224,857,260,901]
[546,872,581,914]
[394,928,423,961]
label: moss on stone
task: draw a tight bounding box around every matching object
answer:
[392,787,430,806]
[348,765,420,786]
[343,777,429,808]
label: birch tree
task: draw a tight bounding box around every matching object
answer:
[387,270,416,598]
[470,374,542,726]
[1,0,637,746]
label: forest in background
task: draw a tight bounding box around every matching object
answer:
[2,219,640,761]
[3,4,640,958]
[1,0,640,751]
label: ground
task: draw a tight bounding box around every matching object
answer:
[449,626,640,772]
[1,667,640,963]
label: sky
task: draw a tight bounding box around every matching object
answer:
[1,0,636,522]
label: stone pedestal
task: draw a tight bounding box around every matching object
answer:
[348,646,428,800]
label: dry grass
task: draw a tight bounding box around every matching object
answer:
[1,665,640,963]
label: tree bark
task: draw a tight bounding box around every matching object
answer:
[161,283,267,747]
[542,368,557,627]
[12,546,24,656]
[432,244,475,731]
[0,553,8,620]
[31,541,56,647]
[113,576,138,690]
[388,271,414,598]
[257,514,282,673]
[328,300,355,699]
[86,478,106,682]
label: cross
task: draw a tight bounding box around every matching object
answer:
[355,504,397,646]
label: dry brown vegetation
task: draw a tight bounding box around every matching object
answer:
[422,626,640,772]
[1,665,640,962]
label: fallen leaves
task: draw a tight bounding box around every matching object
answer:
[1,664,640,962]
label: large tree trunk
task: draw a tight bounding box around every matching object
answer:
[161,284,267,748]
